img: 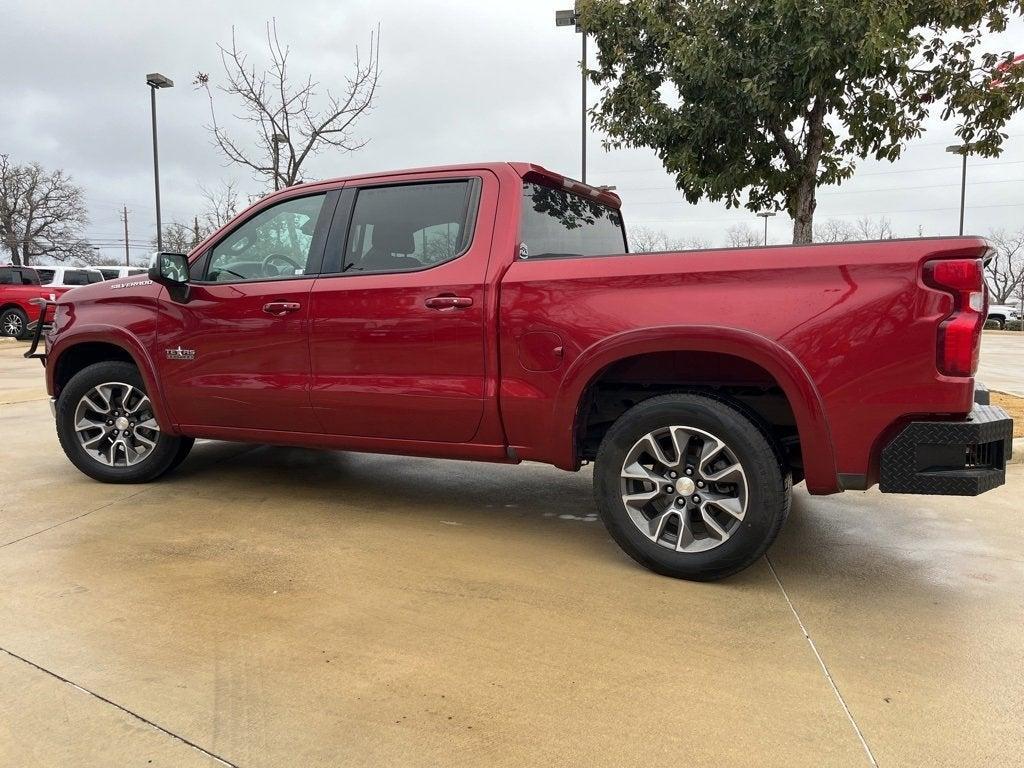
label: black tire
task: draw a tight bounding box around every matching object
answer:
[991,316,1005,330]
[56,361,186,483]
[167,437,196,472]
[1,307,29,339]
[594,393,791,581]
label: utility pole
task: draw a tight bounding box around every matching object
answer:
[121,205,130,266]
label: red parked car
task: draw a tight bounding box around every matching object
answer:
[27,162,1013,580]
[0,265,61,338]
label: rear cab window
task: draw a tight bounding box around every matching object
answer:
[519,182,626,259]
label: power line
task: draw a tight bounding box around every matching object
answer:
[621,177,1024,206]
[630,200,1022,225]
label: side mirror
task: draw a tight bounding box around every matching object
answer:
[148,252,190,285]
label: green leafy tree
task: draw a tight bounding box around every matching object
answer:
[578,0,1024,243]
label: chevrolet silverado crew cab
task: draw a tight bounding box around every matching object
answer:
[28,162,1014,580]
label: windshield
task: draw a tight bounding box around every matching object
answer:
[519,182,626,259]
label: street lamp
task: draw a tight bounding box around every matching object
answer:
[756,211,776,246]
[146,73,174,252]
[945,142,980,236]
[556,6,587,183]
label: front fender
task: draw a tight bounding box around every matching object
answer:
[46,324,179,435]
[551,325,839,494]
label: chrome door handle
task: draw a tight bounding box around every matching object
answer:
[425,295,473,310]
[262,301,301,315]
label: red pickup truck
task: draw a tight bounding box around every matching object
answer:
[29,162,1013,580]
[0,266,60,338]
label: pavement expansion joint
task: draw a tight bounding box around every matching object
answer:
[0,645,240,767]
[765,554,879,768]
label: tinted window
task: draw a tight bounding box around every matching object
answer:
[36,269,55,285]
[98,268,120,280]
[63,270,91,286]
[17,269,40,285]
[205,194,327,282]
[87,271,104,284]
[0,268,11,285]
[519,183,625,259]
[339,180,478,273]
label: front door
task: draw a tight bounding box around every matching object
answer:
[308,174,495,442]
[157,191,335,434]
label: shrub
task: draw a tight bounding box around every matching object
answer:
[1006,320,1023,332]
[984,319,1001,330]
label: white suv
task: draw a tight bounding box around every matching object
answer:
[95,266,149,281]
[34,266,106,288]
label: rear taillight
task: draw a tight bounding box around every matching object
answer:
[923,258,986,377]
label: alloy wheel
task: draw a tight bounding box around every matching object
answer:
[619,425,748,553]
[73,382,160,466]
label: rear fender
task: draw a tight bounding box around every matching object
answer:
[553,325,839,494]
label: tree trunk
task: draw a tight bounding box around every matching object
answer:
[791,178,817,245]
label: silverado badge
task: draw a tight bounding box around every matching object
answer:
[165,346,196,361]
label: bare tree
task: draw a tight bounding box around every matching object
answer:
[195,20,381,191]
[815,216,895,243]
[725,224,763,248]
[851,216,894,241]
[0,155,91,266]
[986,229,1024,304]
[814,218,855,243]
[629,226,670,252]
[200,179,240,230]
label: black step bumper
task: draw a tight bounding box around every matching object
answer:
[879,403,1013,496]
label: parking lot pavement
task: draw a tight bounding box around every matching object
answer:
[2,341,1022,767]
[979,332,1024,397]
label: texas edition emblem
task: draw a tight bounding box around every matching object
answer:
[165,346,195,361]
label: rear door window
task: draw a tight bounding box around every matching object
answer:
[335,180,479,274]
[98,268,120,280]
[36,269,55,285]
[519,182,626,259]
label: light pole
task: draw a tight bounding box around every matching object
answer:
[556,6,587,183]
[146,73,174,252]
[945,142,979,236]
[756,211,776,246]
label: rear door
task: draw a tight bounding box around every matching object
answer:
[156,190,337,433]
[308,172,497,442]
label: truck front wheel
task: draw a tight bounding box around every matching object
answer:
[55,361,191,483]
[594,393,791,581]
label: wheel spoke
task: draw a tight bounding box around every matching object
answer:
[701,462,743,484]
[623,488,661,509]
[704,496,744,520]
[700,507,729,540]
[622,460,664,486]
[639,434,672,468]
[667,427,692,468]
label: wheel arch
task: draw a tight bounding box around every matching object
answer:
[553,326,839,494]
[48,327,178,434]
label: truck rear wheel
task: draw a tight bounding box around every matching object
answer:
[594,393,791,581]
[55,361,189,483]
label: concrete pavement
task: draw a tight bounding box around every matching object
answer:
[979,331,1024,397]
[1,339,1022,767]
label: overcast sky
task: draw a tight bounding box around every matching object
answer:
[1,0,1022,261]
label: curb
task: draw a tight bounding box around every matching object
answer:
[1011,438,1024,466]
